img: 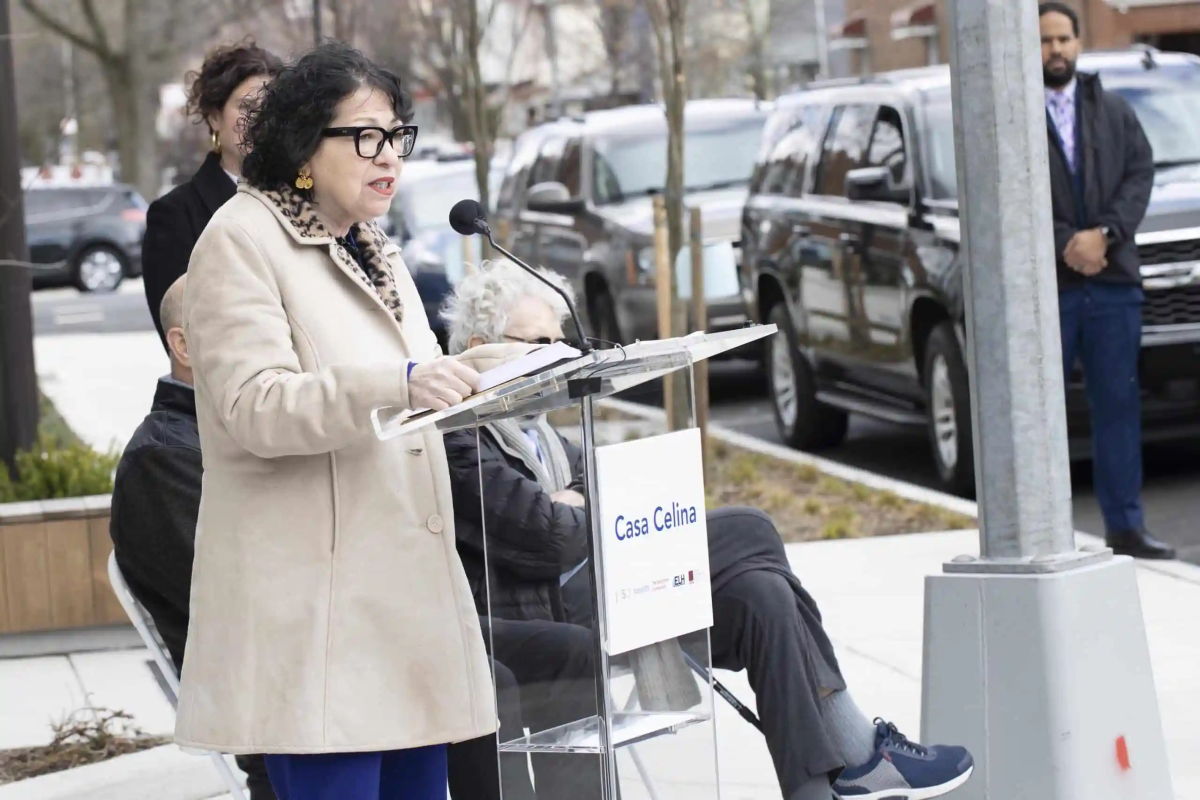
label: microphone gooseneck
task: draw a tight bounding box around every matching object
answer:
[448,200,593,354]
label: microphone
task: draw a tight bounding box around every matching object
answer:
[449,199,593,354]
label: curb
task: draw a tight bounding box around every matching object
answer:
[598,398,1200,586]
[0,745,239,800]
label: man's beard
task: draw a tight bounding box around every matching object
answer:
[1044,57,1077,89]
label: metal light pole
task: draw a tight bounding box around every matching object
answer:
[920,2,1170,798]
[313,0,322,44]
[0,0,39,475]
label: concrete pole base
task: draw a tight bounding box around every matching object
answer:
[920,557,1171,799]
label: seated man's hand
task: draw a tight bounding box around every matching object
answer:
[551,489,586,507]
[409,357,480,411]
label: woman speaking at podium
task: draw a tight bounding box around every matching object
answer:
[176,42,495,800]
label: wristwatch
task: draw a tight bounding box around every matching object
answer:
[1100,225,1118,246]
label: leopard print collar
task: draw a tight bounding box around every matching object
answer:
[240,184,404,325]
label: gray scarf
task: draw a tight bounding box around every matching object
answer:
[485,414,702,713]
[483,415,574,493]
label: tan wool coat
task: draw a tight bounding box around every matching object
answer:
[175,184,496,754]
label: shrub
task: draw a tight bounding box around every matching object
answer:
[0,433,117,503]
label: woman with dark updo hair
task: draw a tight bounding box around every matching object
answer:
[176,42,497,800]
[141,39,282,349]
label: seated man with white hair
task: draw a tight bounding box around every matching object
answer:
[440,260,975,800]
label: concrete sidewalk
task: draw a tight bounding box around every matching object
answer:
[2,530,1196,799]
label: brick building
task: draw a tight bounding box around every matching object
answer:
[829,0,1200,76]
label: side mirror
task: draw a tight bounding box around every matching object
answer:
[845,166,909,204]
[526,181,586,215]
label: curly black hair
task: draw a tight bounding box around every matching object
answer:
[185,38,282,129]
[241,42,415,191]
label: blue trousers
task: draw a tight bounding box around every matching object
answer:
[263,745,446,800]
[1058,282,1145,533]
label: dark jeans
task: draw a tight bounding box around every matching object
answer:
[448,617,601,800]
[1059,282,1145,532]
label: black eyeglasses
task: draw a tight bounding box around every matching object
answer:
[503,335,564,346]
[321,125,418,159]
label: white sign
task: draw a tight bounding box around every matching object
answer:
[595,429,713,655]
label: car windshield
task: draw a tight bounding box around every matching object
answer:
[921,62,1200,200]
[1104,66,1200,167]
[592,116,766,205]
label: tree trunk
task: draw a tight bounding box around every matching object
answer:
[660,0,689,430]
[104,56,157,200]
[463,1,493,217]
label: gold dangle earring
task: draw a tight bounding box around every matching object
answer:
[210,130,221,153]
[295,169,313,190]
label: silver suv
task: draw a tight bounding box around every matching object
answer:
[493,99,770,346]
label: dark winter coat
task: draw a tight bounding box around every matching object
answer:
[141,152,236,348]
[1048,72,1154,287]
[444,426,589,623]
[108,378,201,671]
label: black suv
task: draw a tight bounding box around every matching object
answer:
[741,50,1200,494]
[25,184,146,292]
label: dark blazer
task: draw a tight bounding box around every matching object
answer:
[109,378,202,671]
[1047,72,1154,287]
[142,152,237,348]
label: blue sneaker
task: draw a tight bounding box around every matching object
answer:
[833,719,974,800]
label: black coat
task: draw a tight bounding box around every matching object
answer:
[141,152,237,348]
[1048,72,1154,287]
[445,427,589,623]
[108,379,202,671]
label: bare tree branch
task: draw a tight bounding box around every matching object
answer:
[18,0,105,57]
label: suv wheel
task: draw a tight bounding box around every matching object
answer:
[767,304,848,450]
[73,244,125,293]
[923,322,975,495]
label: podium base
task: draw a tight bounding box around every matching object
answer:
[920,557,1171,799]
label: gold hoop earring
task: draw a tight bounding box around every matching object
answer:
[295,169,313,191]
[210,130,221,153]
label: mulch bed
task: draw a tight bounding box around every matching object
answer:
[0,709,169,786]
[704,439,973,542]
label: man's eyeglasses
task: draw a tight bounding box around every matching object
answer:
[503,335,564,346]
[321,125,418,160]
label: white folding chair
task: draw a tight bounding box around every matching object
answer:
[107,552,248,800]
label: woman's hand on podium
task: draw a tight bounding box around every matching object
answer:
[454,342,539,374]
[551,489,586,507]
[409,357,480,411]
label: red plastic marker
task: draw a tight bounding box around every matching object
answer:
[1115,736,1131,771]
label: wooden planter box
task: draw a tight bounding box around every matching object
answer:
[0,495,126,635]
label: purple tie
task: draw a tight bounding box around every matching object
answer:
[1052,93,1076,172]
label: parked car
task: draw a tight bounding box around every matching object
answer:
[493,99,771,348]
[24,184,146,292]
[383,158,506,350]
[741,49,1200,495]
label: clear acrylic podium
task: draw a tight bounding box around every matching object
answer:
[374,326,775,799]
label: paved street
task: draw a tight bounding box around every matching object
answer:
[622,360,1200,567]
[31,278,155,337]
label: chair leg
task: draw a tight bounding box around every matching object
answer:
[211,753,248,800]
